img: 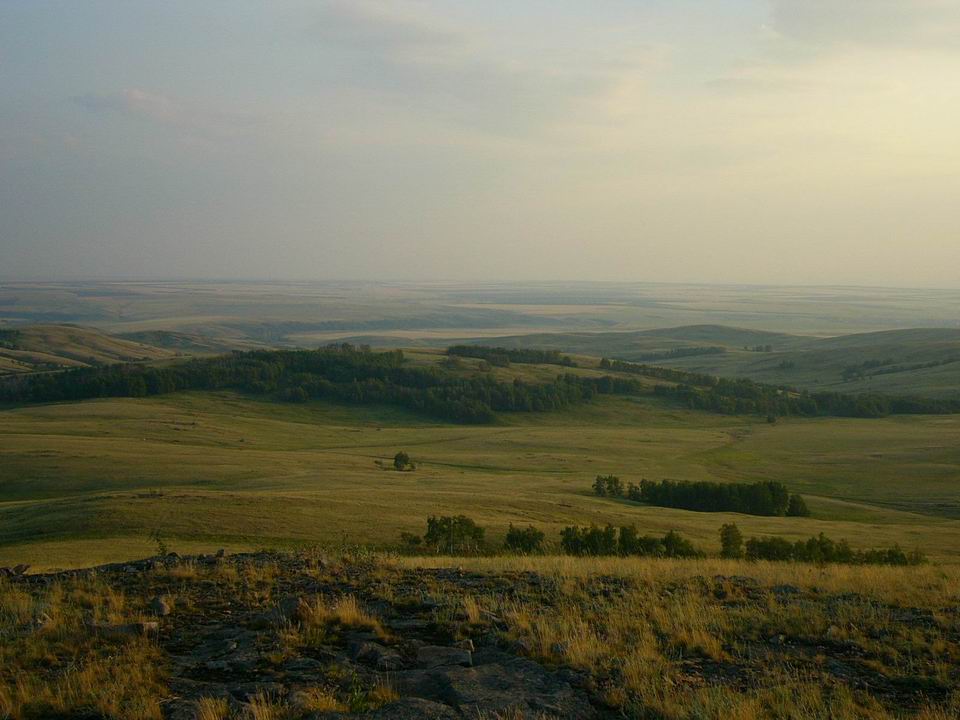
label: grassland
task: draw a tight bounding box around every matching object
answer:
[2,377,959,569]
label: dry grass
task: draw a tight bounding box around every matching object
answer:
[397,554,960,720]
[0,575,166,719]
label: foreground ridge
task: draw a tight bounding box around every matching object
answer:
[2,550,958,719]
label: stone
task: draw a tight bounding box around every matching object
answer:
[365,698,459,719]
[149,595,173,616]
[352,641,404,671]
[417,645,473,669]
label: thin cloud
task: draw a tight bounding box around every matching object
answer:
[769,0,960,49]
[72,89,262,141]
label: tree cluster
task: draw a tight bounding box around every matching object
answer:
[594,477,810,517]
[742,530,925,566]
[0,344,643,424]
[559,525,702,558]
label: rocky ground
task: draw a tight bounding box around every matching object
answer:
[6,551,604,719]
[3,550,958,720]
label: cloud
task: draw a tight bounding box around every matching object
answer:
[300,0,649,138]
[72,89,261,142]
[769,0,960,49]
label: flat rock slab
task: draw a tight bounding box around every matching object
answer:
[447,656,595,719]
[417,645,473,668]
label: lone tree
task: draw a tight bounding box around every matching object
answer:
[393,451,412,471]
[719,523,744,559]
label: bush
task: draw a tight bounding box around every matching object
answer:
[745,531,925,565]
[423,515,485,555]
[393,451,412,471]
[504,524,545,554]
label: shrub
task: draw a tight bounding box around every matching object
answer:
[393,451,411,471]
[504,524,545,554]
[561,525,702,558]
[786,494,810,517]
[423,515,485,555]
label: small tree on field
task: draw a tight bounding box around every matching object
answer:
[719,523,744,559]
[394,451,412,471]
[504,524,545,554]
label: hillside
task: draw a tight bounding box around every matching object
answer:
[461,325,960,399]
[0,324,176,376]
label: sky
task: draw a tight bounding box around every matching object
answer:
[1,0,959,286]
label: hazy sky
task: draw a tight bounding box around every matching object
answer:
[2,1,959,285]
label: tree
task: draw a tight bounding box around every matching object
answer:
[393,451,411,471]
[504,524,545,554]
[786,494,810,517]
[719,523,744,559]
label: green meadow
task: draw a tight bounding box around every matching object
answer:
[2,378,958,569]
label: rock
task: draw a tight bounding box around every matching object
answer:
[417,645,473,669]
[149,595,173,616]
[443,655,595,718]
[352,641,404,671]
[365,698,459,719]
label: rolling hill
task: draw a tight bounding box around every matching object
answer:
[456,325,960,399]
[0,324,176,376]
